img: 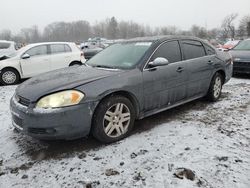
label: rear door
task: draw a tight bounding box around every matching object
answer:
[49,44,72,70]
[180,40,214,98]
[142,40,188,112]
[20,45,50,77]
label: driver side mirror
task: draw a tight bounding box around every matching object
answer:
[148,57,169,68]
[21,53,30,59]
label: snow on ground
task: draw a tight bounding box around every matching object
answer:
[0,77,250,188]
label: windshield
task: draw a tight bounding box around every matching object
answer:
[233,40,250,50]
[86,42,152,69]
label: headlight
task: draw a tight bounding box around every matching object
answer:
[36,90,84,108]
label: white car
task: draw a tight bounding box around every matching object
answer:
[0,42,85,85]
[0,40,17,58]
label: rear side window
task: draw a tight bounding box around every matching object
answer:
[151,40,182,63]
[25,45,47,57]
[204,44,216,55]
[50,44,72,54]
[181,40,206,60]
[0,42,11,49]
[64,44,72,52]
[50,44,65,54]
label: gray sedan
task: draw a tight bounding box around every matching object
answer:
[10,36,233,143]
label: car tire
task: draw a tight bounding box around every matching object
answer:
[92,95,135,143]
[69,62,82,66]
[206,72,223,102]
[0,68,20,85]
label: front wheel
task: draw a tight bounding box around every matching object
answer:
[0,68,20,85]
[206,73,223,102]
[92,96,135,143]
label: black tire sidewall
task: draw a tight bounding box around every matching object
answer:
[207,73,223,101]
[69,62,82,66]
[92,96,135,143]
[0,68,20,85]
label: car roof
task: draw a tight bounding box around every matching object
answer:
[26,42,74,48]
[121,35,203,43]
[0,40,15,44]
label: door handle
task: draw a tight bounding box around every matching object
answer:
[176,67,184,72]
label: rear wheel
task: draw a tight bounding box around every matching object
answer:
[0,68,20,85]
[92,96,135,143]
[206,72,223,102]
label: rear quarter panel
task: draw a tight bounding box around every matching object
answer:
[215,50,233,83]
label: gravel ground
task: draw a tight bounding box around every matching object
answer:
[0,76,250,188]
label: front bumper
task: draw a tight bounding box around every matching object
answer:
[10,96,96,140]
[233,61,250,74]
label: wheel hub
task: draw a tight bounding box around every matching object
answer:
[103,103,131,138]
[2,71,16,84]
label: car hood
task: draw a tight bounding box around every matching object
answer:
[16,66,123,102]
[230,50,250,61]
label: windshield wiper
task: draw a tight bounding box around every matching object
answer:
[93,65,117,69]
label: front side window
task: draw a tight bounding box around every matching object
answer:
[86,42,152,69]
[25,45,47,57]
[181,40,206,60]
[0,42,11,49]
[150,40,182,63]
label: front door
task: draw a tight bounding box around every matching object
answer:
[20,45,50,77]
[142,40,188,112]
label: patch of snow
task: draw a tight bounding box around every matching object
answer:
[0,77,250,188]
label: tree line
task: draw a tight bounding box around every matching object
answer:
[0,14,250,44]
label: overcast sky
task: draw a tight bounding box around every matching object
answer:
[1,0,250,33]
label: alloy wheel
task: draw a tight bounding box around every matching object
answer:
[213,77,222,98]
[2,71,17,84]
[103,103,131,138]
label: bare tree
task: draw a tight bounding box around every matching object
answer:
[107,17,118,39]
[237,15,250,38]
[0,29,12,40]
[248,22,250,37]
[3,15,249,44]
[221,13,238,40]
[190,25,208,39]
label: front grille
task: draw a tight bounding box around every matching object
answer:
[233,61,250,67]
[233,61,250,73]
[28,128,47,134]
[18,96,30,107]
[12,115,23,127]
[28,128,56,135]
